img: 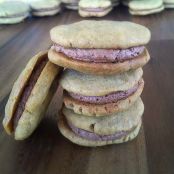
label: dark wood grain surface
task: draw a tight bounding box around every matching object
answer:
[0,7,174,174]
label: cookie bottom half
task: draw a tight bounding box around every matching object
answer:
[58,114,142,147]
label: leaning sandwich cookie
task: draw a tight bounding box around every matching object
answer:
[48,20,151,75]
[3,51,62,140]
[58,98,144,147]
[0,1,30,24]
[30,0,61,16]
[78,0,113,17]
[129,0,164,15]
[60,68,144,116]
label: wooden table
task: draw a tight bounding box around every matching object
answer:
[0,7,174,174]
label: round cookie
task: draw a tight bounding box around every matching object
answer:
[60,68,143,116]
[78,0,112,17]
[64,80,144,116]
[60,86,144,147]
[60,68,143,96]
[164,0,174,8]
[0,1,30,24]
[3,51,62,140]
[30,0,61,16]
[50,20,151,49]
[48,20,151,75]
[58,117,142,147]
[63,98,144,135]
[129,0,164,15]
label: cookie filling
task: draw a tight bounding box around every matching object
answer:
[12,57,48,131]
[68,121,134,141]
[52,44,145,63]
[80,6,112,12]
[68,79,143,104]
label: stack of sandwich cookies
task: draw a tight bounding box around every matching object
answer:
[30,0,61,16]
[3,52,62,140]
[48,20,150,75]
[48,20,151,146]
[78,0,112,17]
[59,69,144,146]
[129,0,164,15]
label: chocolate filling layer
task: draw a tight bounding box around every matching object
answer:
[12,57,48,131]
[80,6,112,12]
[52,44,145,63]
[68,120,134,141]
[68,80,142,104]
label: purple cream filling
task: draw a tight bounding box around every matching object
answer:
[68,121,128,141]
[52,44,145,63]
[12,58,48,130]
[68,80,141,104]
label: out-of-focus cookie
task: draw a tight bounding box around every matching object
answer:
[164,0,174,8]
[78,0,112,17]
[0,1,30,24]
[30,0,61,16]
[129,0,164,15]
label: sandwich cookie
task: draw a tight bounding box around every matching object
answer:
[60,68,144,116]
[61,0,79,10]
[0,1,30,24]
[48,20,151,75]
[30,0,61,16]
[58,98,144,146]
[129,0,164,15]
[3,51,62,140]
[78,0,113,17]
[164,0,174,8]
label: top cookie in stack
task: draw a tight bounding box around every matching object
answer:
[48,20,150,75]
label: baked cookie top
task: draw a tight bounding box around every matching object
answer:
[50,20,151,49]
[60,68,143,96]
